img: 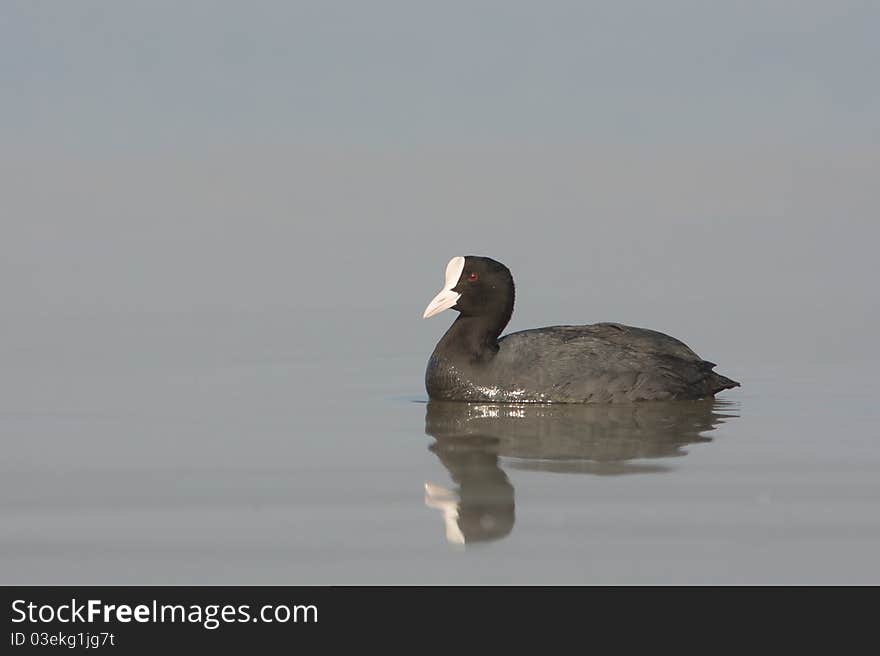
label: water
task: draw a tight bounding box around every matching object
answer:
[4,2,879,587]
[2,309,878,585]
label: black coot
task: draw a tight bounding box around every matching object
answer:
[422,255,740,403]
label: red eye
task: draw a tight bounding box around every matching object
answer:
[468,272,478,282]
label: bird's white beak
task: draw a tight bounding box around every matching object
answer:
[423,256,465,319]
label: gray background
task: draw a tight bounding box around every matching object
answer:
[1,1,878,583]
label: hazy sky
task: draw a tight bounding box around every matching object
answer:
[2,2,878,366]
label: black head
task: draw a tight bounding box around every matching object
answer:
[423,255,515,331]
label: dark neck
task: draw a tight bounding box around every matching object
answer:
[436,312,510,363]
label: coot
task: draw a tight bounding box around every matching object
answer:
[422,255,740,403]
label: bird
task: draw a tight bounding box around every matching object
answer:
[422,255,740,403]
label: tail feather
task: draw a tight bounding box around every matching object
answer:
[708,371,740,395]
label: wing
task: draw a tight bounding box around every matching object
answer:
[496,323,733,402]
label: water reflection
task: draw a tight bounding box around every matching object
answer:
[424,399,738,545]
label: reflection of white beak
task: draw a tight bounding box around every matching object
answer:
[425,482,465,545]
[423,256,465,319]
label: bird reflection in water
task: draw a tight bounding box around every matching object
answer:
[423,399,738,545]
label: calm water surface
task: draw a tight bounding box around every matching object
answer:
[1,310,878,584]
